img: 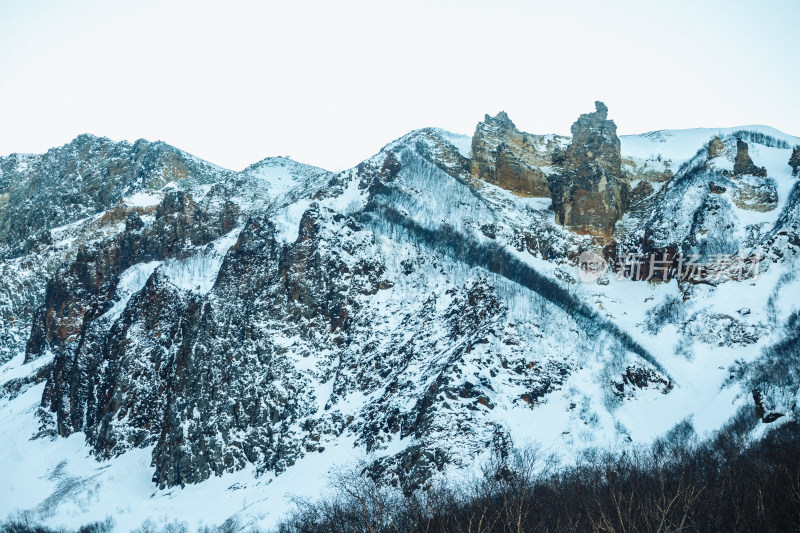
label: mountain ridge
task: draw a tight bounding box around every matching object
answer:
[1,104,799,531]
[6,121,796,176]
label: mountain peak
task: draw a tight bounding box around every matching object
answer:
[594,100,609,119]
[484,110,516,129]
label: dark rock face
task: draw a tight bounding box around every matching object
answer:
[470,112,561,197]
[0,135,230,260]
[148,208,370,487]
[0,139,327,370]
[33,196,397,487]
[0,136,236,365]
[630,181,655,205]
[549,102,629,238]
[790,146,800,177]
[32,190,238,447]
[26,191,238,364]
[733,139,767,177]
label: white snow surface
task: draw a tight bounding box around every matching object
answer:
[123,192,162,208]
[621,125,800,165]
[157,229,241,294]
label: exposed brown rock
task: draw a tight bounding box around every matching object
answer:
[707,137,725,159]
[492,145,551,197]
[549,102,629,238]
[470,112,563,197]
[733,138,767,176]
[727,139,775,211]
[708,182,727,194]
[732,176,778,212]
[557,101,622,175]
[630,181,655,204]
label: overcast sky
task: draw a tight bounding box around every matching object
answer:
[1,0,798,171]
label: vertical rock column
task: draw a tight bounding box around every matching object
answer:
[548,101,628,238]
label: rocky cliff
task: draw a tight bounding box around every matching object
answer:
[470,111,564,197]
[0,135,232,260]
[734,138,768,177]
[549,101,629,238]
[470,103,632,238]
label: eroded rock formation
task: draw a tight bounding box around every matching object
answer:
[734,138,767,176]
[470,112,562,197]
[549,101,629,238]
[708,137,725,159]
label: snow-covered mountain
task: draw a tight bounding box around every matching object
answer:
[1,104,799,531]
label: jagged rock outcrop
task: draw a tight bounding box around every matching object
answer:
[549,101,629,238]
[557,102,622,174]
[0,135,231,260]
[708,137,725,159]
[27,190,237,365]
[790,146,800,176]
[470,112,563,197]
[35,203,366,484]
[734,138,767,176]
[0,140,330,369]
[727,139,776,211]
[0,132,235,366]
[34,192,238,447]
[619,128,794,271]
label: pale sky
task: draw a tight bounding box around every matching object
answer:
[1,0,798,171]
